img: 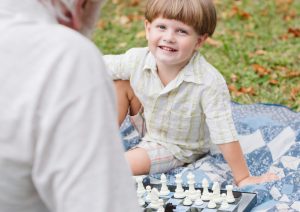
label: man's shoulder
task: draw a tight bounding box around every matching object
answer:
[39,24,100,57]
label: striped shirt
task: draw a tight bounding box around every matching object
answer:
[104,47,238,163]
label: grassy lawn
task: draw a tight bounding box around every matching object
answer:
[93,0,300,111]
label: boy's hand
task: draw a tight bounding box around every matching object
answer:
[237,172,280,187]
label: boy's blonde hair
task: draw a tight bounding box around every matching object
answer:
[145,0,216,36]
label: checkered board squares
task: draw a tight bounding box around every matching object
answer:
[142,190,256,212]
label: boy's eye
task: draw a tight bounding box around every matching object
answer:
[157,25,166,30]
[178,29,188,34]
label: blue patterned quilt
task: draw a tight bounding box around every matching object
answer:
[120,102,300,211]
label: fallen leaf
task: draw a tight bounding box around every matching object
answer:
[130,0,141,6]
[283,9,297,21]
[249,49,267,57]
[228,6,251,19]
[290,87,300,101]
[288,28,300,37]
[252,64,271,76]
[269,79,279,85]
[279,33,290,40]
[239,86,256,95]
[285,71,300,78]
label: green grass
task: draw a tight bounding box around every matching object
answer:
[93,0,300,111]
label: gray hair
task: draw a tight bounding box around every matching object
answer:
[40,0,104,36]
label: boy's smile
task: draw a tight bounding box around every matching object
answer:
[145,17,206,73]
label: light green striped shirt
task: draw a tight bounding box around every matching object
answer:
[104,47,238,163]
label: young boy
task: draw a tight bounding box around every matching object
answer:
[104,0,278,187]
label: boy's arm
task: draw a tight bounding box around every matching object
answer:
[218,141,279,187]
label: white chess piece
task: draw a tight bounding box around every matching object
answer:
[174,174,185,199]
[220,193,230,209]
[149,188,160,209]
[157,199,165,212]
[207,199,217,209]
[160,173,170,196]
[137,192,145,206]
[194,190,203,206]
[212,182,222,203]
[183,195,193,206]
[201,178,210,201]
[136,176,145,196]
[226,185,235,203]
[187,172,198,201]
[145,185,152,202]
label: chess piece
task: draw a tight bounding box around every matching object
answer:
[207,199,217,209]
[136,176,145,196]
[160,173,170,196]
[145,185,152,202]
[137,192,145,206]
[187,172,198,201]
[226,185,235,203]
[149,188,160,209]
[157,199,165,212]
[174,174,185,199]
[183,195,193,206]
[220,194,230,209]
[212,182,222,203]
[201,178,210,201]
[194,190,203,206]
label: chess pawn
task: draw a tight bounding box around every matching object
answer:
[145,185,152,202]
[149,188,160,209]
[220,194,230,209]
[194,190,203,206]
[159,173,170,196]
[157,199,165,212]
[207,199,217,209]
[136,176,145,196]
[174,174,185,199]
[226,185,235,203]
[183,194,193,206]
[201,178,210,201]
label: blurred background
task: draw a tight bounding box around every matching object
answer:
[93,0,300,111]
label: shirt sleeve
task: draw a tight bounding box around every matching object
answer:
[32,35,140,212]
[201,75,238,145]
[103,48,140,80]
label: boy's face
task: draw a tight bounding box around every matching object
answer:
[145,16,206,70]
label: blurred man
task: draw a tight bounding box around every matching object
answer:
[0,0,140,211]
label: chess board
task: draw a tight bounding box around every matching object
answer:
[140,183,257,212]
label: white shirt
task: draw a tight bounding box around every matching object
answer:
[104,47,238,163]
[0,0,140,211]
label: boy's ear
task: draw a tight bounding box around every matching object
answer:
[144,19,150,40]
[195,34,208,49]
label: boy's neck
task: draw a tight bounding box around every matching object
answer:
[156,63,185,86]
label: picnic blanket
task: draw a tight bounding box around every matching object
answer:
[120,102,300,211]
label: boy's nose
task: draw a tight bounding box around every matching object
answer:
[162,31,175,43]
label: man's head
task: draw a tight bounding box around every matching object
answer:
[145,0,217,37]
[40,0,104,37]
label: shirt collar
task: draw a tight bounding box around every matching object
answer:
[143,49,203,85]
